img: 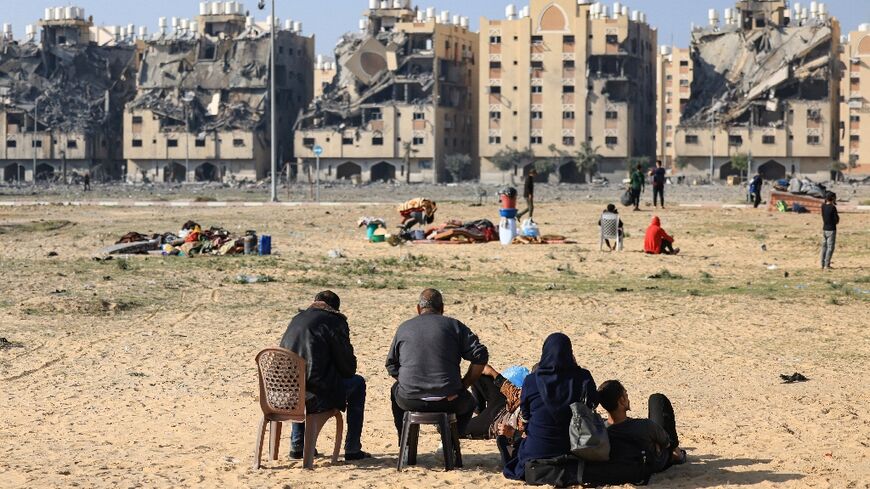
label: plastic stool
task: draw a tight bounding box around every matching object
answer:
[396,411,463,471]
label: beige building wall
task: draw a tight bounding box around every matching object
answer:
[479,0,657,184]
[314,65,337,99]
[655,47,692,171]
[839,27,870,175]
[295,10,479,184]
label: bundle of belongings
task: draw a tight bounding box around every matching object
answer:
[399,219,498,244]
[398,198,438,231]
[773,177,827,198]
[512,234,574,245]
[102,221,252,256]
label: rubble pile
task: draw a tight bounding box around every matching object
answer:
[129,34,278,134]
[683,19,834,126]
[296,23,442,131]
[0,38,137,135]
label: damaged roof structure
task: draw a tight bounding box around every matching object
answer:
[294,1,478,184]
[675,0,842,181]
[125,6,314,184]
[0,8,137,183]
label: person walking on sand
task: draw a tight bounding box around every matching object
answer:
[518,169,537,220]
[650,160,666,209]
[386,289,489,439]
[750,170,763,209]
[280,291,371,461]
[820,192,839,270]
[644,216,679,255]
[630,164,645,211]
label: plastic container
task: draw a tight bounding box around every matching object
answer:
[521,219,540,238]
[412,230,426,241]
[258,235,272,255]
[243,234,257,255]
[371,234,386,243]
[366,223,379,241]
[499,217,517,245]
[499,208,518,219]
[499,194,518,209]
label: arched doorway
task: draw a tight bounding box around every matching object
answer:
[164,162,186,183]
[195,162,219,182]
[3,164,25,182]
[718,162,740,180]
[370,161,396,182]
[758,160,786,180]
[35,163,55,181]
[522,163,550,182]
[558,161,585,183]
[336,161,362,180]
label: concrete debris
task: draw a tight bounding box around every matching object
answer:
[683,19,835,126]
[0,37,137,135]
[128,34,280,133]
[296,25,442,131]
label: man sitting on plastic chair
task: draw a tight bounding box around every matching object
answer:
[599,204,624,251]
[280,291,371,461]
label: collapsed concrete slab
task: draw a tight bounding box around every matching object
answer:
[294,2,478,184]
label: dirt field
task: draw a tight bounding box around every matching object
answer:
[1,200,868,488]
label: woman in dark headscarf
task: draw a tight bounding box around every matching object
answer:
[502,333,598,481]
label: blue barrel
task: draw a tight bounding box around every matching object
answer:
[499,208,518,218]
[258,235,272,256]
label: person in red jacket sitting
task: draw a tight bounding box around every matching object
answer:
[644,216,680,255]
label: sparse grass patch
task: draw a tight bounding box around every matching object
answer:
[0,220,74,234]
[648,269,684,280]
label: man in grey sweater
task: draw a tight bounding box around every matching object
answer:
[386,289,489,438]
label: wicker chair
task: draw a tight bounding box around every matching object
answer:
[252,347,343,470]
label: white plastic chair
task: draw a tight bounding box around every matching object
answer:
[599,213,622,251]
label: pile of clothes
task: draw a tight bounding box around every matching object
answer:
[405,219,498,244]
[107,221,254,257]
[773,177,827,199]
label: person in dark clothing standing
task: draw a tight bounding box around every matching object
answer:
[630,164,645,211]
[597,380,686,478]
[750,171,764,208]
[820,192,839,270]
[386,289,489,439]
[83,173,91,192]
[518,169,538,220]
[280,291,371,461]
[650,160,666,209]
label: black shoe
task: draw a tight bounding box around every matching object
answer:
[290,449,320,460]
[345,451,372,461]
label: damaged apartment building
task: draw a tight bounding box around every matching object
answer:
[294,0,479,184]
[674,0,841,181]
[479,1,658,184]
[0,7,137,183]
[125,2,314,183]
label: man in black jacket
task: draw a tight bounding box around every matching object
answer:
[280,291,370,460]
[386,289,489,438]
[820,192,839,269]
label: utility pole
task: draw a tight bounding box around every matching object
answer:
[32,100,38,186]
[269,0,278,202]
[709,97,715,183]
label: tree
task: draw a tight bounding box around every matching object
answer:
[675,156,690,171]
[490,146,535,172]
[627,156,650,173]
[731,153,749,178]
[574,142,601,183]
[443,154,472,183]
[402,142,419,184]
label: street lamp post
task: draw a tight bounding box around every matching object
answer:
[32,99,39,186]
[260,0,278,202]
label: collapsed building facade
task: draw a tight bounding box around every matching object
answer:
[479,0,658,184]
[125,3,314,183]
[674,0,842,181]
[294,1,479,184]
[838,24,870,175]
[0,8,137,183]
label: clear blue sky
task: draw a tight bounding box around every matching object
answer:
[2,0,867,55]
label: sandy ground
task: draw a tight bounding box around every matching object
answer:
[1,199,868,489]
